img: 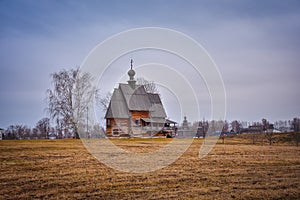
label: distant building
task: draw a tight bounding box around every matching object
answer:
[247,125,263,133]
[105,60,176,137]
[182,116,189,130]
[241,123,274,133]
[177,116,197,138]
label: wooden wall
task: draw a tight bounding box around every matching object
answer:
[106,111,150,136]
[131,111,150,126]
[106,118,129,137]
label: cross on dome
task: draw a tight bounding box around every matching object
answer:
[127,59,136,88]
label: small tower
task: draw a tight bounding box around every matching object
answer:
[182,116,189,130]
[127,59,136,89]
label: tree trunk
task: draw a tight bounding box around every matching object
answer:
[73,123,79,139]
[296,132,299,147]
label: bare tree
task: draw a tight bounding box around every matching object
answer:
[136,77,159,94]
[16,125,29,139]
[262,118,275,145]
[96,91,112,112]
[32,128,39,139]
[230,120,241,134]
[262,118,268,131]
[196,120,209,138]
[24,127,31,139]
[4,125,17,139]
[292,117,300,146]
[265,130,274,145]
[36,118,50,139]
[4,125,29,140]
[220,120,229,144]
[47,68,95,139]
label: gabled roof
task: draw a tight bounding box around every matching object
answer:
[105,88,129,119]
[148,93,162,104]
[119,84,151,111]
[149,103,167,118]
[148,93,167,118]
[105,83,167,119]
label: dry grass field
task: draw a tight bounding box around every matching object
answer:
[0,136,300,199]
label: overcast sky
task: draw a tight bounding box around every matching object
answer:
[0,0,299,128]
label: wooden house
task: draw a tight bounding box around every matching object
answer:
[105,60,176,137]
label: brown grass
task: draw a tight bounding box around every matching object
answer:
[0,137,300,199]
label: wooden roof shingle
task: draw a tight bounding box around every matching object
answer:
[105,83,167,119]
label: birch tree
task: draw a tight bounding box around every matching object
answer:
[47,68,95,139]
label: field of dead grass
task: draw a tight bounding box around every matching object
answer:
[0,137,300,199]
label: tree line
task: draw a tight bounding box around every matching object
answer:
[1,67,299,142]
[192,117,300,146]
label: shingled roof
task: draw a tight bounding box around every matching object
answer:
[105,84,167,119]
[105,88,129,119]
[119,84,151,111]
[147,93,167,118]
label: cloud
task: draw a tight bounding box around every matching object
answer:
[0,0,300,128]
[194,12,300,121]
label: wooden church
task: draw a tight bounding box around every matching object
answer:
[105,60,176,137]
